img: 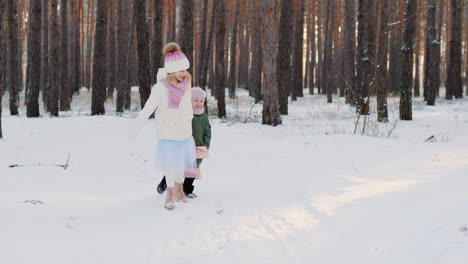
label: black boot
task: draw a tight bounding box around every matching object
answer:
[157,176,167,194]
[183,177,197,198]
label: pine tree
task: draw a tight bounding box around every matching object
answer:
[59,0,71,111]
[214,0,226,118]
[48,0,60,116]
[445,0,463,99]
[343,0,357,104]
[134,0,151,108]
[277,0,293,115]
[376,0,390,122]
[26,0,42,117]
[261,0,281,126]
[424,0,438,105]
[0,0,5,138]
[91,0,108,115]
[6,0,19,115]
[399,0,417,120]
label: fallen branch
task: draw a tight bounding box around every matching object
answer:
[9,153,71,170]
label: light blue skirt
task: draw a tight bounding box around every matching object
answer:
[155,137,197,175]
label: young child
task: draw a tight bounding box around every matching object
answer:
[157,87,211,198]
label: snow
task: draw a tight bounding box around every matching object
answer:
[1,89,468,263]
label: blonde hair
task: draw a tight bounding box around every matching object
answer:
[167,71,192,86]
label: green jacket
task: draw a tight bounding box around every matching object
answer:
[192,113,211,149]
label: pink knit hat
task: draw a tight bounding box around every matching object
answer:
[163,43,190,73]
[191,87,207,100]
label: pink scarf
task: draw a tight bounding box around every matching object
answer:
[162,79,187,109]
[193,105,205,115]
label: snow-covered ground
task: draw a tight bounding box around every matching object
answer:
[1,89,468,264]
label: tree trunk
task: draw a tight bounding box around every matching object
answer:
[277,0,293,115]
[125,16,135,109]
[72,0,82,95]
[116,0,129,112]
[356,0,371,115]
[322,0,335,103]
[214,0,226,118]
[6,0,19,115]
[445,0,462,99]
[424,0,438,105]
[196,0,209,86]
[151,0,163,84]
[91,0,108,115]
[49,0,60,116]
[167,0,176,42]
[291,0,304,100]
[261,0,281,126]
[200,2,216,90]
[40,0,49,108]
[134,0,151,108]
[106,0,116,99]
[250,0,262,103]
[26,0,42,117]
[308,0,316,96]
[59,0,71,111]
[179,0,194,71]
[376,0,390,122]
[228,0,240,99]
[389,0,404,94]
[237,4,250,90]
[413,0,422,97]
[343,0,357,105]
[399,0,417,120]
[0,0,5,138]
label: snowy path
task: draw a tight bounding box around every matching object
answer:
[1,94,468,264]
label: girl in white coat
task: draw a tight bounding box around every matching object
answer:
[130,43,196,210]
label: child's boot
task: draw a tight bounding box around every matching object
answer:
[157,176,167,194]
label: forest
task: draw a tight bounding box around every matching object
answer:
[0,0,467,137]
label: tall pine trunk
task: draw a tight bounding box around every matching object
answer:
[59,0,71,111]
[389,0,403,94]
[116,0,129,112]
[91,0,108,115]
[26,0,42,117]
[134,0,151,108]
[277,0,292,115]
[250,0,262,103]
[343,0,357,104]
[151,0,163,84]
[376,0,390,122]
[261,0,281,126]
[179,0,194,70]
[228,0,240,99]
[356,0,371,115]
[7,0,19,115]
[399,0,417,120]
[322,0,335,103]
[40,0,49,108]
[424,0,438,105]
[0,0,5,137]
[308,0,316,96]
[49,0,60,116]
[196,0,209,86]
[214,0,226,118]
[200,2,216,90]
[106,0,116,99]
[291,0,304,100]
[445,0,462,99]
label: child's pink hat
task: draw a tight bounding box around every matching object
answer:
[191,87,207,100]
